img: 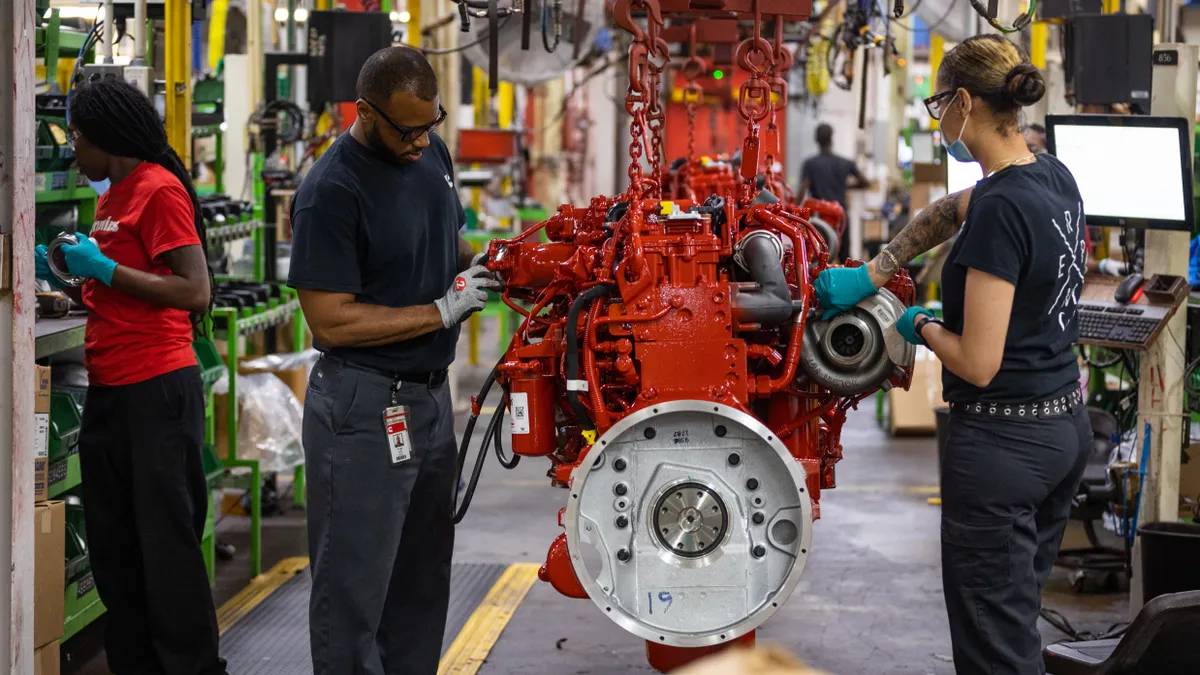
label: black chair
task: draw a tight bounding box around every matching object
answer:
[1043,590,1200,674]
[1055,408,1129,589]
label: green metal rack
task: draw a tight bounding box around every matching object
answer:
[210,290,306,577]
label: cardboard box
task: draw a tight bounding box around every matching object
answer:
[911,162,946,185]
[862,218,887,242]
[34,500,65,648]
[34,640,59,675]
[34,365,51,502]
[889,347,945,436]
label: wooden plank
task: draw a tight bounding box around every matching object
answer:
[1,1,38,672]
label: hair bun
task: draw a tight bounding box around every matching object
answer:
[1004,63,1046,107]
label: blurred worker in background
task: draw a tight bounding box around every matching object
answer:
[812,35,1089,674]
[287,46,497,675]
[798,123,869,254]
[1022,123,1047,154]
[35,80,226,675]
[798,123,869,213]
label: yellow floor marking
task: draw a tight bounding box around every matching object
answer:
[438,563,540,675]
[217,556,310,634]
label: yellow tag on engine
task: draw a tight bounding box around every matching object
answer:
[659,201,675,216]
[581,429,597,446]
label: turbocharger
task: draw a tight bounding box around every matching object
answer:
[798,288,914,396]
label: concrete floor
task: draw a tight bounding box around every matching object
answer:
[63,336,1130,674]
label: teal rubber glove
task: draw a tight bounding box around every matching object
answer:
[897,306,934,346]
[59,233,117,286]
[34,245,63,289]
[813,265,879,320]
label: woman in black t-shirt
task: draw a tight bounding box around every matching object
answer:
[814,35,1091,673]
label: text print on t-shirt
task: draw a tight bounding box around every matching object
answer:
[1048,201,1087,331]
[91,217,120,233]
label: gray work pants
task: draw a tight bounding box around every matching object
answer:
[303,356,457,675]
[940,401,1091,675]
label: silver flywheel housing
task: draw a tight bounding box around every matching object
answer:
[564,400,814,647]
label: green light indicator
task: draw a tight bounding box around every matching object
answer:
[712,69,724,80]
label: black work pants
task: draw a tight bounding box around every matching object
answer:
[303,356,458,675]
[940,402,1091,675]
[79,366,226,675]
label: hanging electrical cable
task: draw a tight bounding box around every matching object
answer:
[968,0,1036,33]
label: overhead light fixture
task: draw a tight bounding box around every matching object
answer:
[398,10,412,22]
[47,6,101,20]
[274,7,289,22]
[294,8,309,22]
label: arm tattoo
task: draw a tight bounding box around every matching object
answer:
[868,189,969,286]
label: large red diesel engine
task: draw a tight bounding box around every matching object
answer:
[454,2,917,671]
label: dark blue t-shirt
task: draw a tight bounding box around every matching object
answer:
[940,153,1085,404]
[287,132,466,373]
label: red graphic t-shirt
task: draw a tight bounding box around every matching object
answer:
[82,162,201,386]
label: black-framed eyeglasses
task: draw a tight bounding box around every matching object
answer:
[924,90,955,120]
[364,100,447,142]
[66,128,82,146]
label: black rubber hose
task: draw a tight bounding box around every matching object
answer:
[452,363,500,524]
[565,284,616,431]
[492,394,520,469]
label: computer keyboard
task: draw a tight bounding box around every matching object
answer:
[1078,303,1165,349]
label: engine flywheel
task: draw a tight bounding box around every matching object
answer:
[564,401,813,648]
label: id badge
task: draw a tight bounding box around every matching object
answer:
[383,405,413,465]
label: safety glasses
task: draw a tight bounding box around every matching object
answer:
[364,100,447,142]
[924,90,956,121]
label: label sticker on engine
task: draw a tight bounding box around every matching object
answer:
[872,304,895,328]
[510,392,531,435]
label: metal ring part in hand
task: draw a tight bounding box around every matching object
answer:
[47,232,87,288]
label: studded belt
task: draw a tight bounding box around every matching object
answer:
[949,388,1083,419]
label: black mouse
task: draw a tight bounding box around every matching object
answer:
[1114,272,1145,304]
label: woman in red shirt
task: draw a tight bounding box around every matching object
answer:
[34,80,226,675]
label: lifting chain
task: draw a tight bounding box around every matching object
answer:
[616,0,668,200]
[735,6,776,204]
[682,23,706,170]
[763,18,792,199]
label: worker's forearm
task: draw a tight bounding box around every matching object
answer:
[458,237,475,272]
[313,302,445,348]
[110,266,210,313]
[867,189,969,288]
[62,285,84,306]
[921,323,994,389]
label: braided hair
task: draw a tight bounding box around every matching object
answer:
[68,79,213,333]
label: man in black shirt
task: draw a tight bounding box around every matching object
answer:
[287,47,497,675]
[798,123,868,214]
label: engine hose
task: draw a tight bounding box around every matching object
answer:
[566,284,616,431]
[492,394,520,469]
[452,362,500,524]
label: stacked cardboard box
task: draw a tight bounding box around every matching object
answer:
[34,500,65,675]
[34,365,51,502]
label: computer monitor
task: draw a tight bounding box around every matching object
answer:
[946,157,984,194]
[1045,114,1194,231]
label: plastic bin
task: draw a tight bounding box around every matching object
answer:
[194,338,226,389]
[64,497,89,584]
[1136,522,1200,602]
[49,391,82,462]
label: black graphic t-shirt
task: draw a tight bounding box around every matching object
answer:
[940,154,1085,404]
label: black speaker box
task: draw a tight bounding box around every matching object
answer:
[1070,13,1153,110]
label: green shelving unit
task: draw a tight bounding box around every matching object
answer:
[210,291,306,577]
